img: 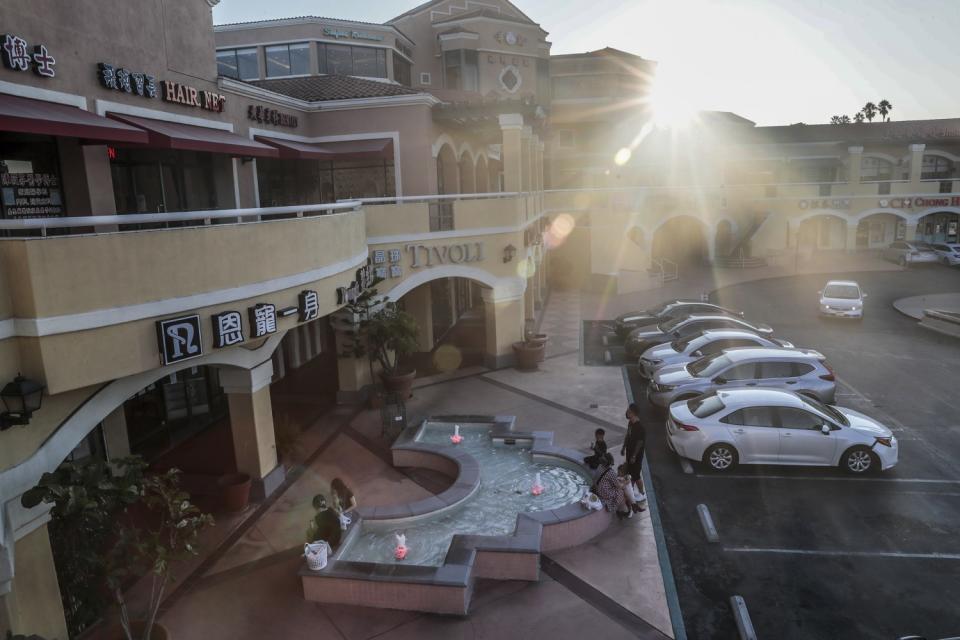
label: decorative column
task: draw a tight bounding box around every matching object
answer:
[908,144,926,185]
[0,521,67,640]
[219,361,285,500]
[498,114,525,193]
[521,126,533,193]
[847,146,863,186]
[481,286,526,369]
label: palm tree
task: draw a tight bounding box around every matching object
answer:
[878,99,893,122]
[854,111,865,123]
[840,115,851,124]
[830,115,843,125]
[862,102,878,122]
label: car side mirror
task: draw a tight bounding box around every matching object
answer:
[691,350,702,357]
[713,377,727,385]
[820,424,831,435]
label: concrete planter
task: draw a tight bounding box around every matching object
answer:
[217,473,251,513]
[381,370,416,399]
[524,333,548,362]
[512,341,545,370]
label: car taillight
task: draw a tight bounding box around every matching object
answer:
[676,421,700,432]
[875,437,893,447]
[820,363,835,381]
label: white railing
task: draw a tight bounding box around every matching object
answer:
[337,191,522,204]
[651,257,679,285]
[0,201,363,236]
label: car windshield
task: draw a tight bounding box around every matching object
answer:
[687,392,726,417]
[801,395,850,426]
[659,315,688,332]
[670,333,700,352]
[687,353,732,378]
[823,285,860,299]
[647,302,670,316]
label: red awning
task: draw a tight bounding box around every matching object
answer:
[109,113,279,158]
[255,136,393,161]
[0,93,149,144]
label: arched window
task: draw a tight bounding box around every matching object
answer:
[922,155,954,180]
[861,157,893,181]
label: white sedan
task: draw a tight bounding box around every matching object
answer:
[818,280,866,319]
[929,242,960,266]
[666,388,898,474]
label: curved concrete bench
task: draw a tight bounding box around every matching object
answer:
[300,415,612,615]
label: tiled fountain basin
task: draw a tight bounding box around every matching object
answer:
[300,415,612,615]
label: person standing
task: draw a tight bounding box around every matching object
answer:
[621,403,647,502]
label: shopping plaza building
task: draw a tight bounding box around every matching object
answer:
[1,0,960,636]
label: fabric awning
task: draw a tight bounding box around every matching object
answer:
[0,93,149,143]
[255,136,393,161]
[109,113,279,158]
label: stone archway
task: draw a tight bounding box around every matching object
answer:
[651,215,709,266]
[459,153,476,194]
[436,144,459,196]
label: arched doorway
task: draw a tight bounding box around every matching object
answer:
[458,153,476,193]
[651,216,708,266]
[476,155,489,193]
[436,144,458,196]
[856,212,905,249]
[797,214,847,251]
[916,210,960,245]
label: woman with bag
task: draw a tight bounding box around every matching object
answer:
[592,453,632,520]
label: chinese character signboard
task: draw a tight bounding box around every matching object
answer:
[2,33,55,77]
[247,105,298,128]
[157,315,203,366]
[249,303,278,338]
[211,311,244,348]
[299,290,319,322]
[1,173,63,218]
[98,62,157,98]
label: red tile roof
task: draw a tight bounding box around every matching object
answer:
[246,76,422,102]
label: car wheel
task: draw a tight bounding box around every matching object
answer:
[841,446,877,475]
[703,443,738,472]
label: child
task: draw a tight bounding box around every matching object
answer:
[584,428,608,470]
[618,463,647,513]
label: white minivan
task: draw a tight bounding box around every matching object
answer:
[818,280,866,319]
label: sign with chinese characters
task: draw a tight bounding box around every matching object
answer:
[157,315,203,366]
[370,248,403,280]
[1,172,63,218]
[495,31,527,47]
[323,27,384,42]
[161,81,226,113]
[97,63,157,98]
[336,263,375,306]
[211,311,244,348]
[247,105,298,128]
[2,34,55,78]
[249,303,278,338]
[486,53,530,67]
[405,242,485,268]
[798,198,851,210]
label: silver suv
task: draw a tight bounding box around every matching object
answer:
[648,347,836,408]
[625,314,774,359]
[638,329,794,378]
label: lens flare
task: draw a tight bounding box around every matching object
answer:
[432,344,463,372]
[614,147,632,166]
[516,257,536,279]
[545,213,575,249]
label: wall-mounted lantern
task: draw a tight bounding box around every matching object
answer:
[0,374,45,431]
[503,244,517,263]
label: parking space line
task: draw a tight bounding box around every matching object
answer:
[724,547,960,561]
[694,474,960,484]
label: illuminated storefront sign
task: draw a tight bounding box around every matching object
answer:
[879,196,960,209]
[161,81,226,113]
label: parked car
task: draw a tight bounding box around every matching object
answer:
[613,300,743,338]
[665,389,898,474]
[882,241,938,267]
[625,314,774,359]
[638,329,794,378]
[929,243,960,266]
[818,280,867,319]
[648,346,836,408]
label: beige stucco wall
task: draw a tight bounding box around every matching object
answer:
[1,524,68,640]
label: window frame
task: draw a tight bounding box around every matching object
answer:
[265,42,311,78]
[216,47,259,81]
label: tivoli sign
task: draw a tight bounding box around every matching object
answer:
[405,242,485,268]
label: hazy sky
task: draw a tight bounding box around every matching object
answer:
[213,0,960,126]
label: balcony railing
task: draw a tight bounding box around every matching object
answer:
[343,192,528,236]
[0,201,363,237]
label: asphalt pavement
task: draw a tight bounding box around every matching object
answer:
[613,265,960,639]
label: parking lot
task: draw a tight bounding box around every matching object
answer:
[610,266,960,639]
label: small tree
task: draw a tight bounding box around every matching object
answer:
[878,99,893,122]
[106,469,214,640]
[366,303,420,377]
[21,457,147,637]
[853,111,865,123]
[829,115,843,125]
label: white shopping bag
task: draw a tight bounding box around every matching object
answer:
[304,540,331,571]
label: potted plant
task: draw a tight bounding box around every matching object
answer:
[524,329,549,363]
[336,283,420,401]
[216,472,251,513]
[106,469,215,640]
[512,338,546,370]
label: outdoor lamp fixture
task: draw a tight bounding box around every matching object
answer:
[503,244,517,263]
[0,374,45,431]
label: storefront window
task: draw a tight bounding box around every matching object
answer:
[861,157,893,181]
[922,155,954,180]
[110,148,218,215]
[216,47,259,80]
[444,50,478,91]
[256,157,395,207]
[266,43,310,77]
[393,54,412,86]
[0,133,65,220]
[123,366,227,462]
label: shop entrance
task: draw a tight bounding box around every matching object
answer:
[652,215,708,266]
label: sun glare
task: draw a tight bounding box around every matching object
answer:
[649,62,699,129]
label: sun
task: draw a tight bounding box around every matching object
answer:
[648,63,699,129]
